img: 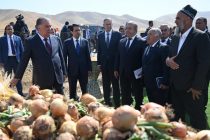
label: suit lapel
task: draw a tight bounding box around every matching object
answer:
[3,36,9,55]
[49,35,58,56]
[177,28,194,55]
[35,34,50,56]
[128,36,137,52]
[70,38,78,55]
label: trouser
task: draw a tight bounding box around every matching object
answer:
[4,56,23,96]
[171,85,207,130]
[102,66,120,107]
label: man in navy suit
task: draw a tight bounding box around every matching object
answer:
[10,17,67,94]
[0,24,24,96]
[166,5,210,129]
[63,24,92,100]
[114,21,146,110]
[97,18,121,107]
[142,28,169,105]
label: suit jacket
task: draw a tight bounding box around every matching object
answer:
[63,37,92,76]
[0,35,24,64]
[115,36,146,79]
[169,27,210,90]
[15,34,67,88]
[97,31,121,70]
[142,41,169,89]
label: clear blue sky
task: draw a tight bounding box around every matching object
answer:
[1,0,209,20]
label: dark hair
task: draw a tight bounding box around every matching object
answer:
[36,17,49,27]
[65,21,69,25]
[4,24,12,31]
[69,24,80,32]
[149,20,153,24]
[197,17,207,24]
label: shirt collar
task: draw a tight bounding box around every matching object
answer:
[127,34,136,41]
[7,34,14,38]
[73,37,81,42]
[151,40,159,47]
[38,32,49,41]
[181,27,193,38]
[105,29,112,35]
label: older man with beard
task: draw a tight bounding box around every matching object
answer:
[166,5,210,130]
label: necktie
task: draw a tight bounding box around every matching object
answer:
[76,39,80,55]
[125,38,131,50]
[10,36,16,55]
[43,38,52,55]
[106,33,110,47]
[161,39,165,43]
[145,46,151,56]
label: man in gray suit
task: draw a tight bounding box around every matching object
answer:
[10,17,67,94]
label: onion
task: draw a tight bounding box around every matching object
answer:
[184,131,196,140]
[80,93,97,106]
[67,103,79,121]
[29,85,40,96]
[32,115,56,139]
[50,99,68,117]
[102,121,113,132]
[29,99,49,118]
[55,113,72,130]
[10,117,26,133]
[103,128,129,140]
[0,129,10,140]
[170,121,187,138]
[141,102,165,114]
[143,108,168,122]
[195,130,210,140]
[59,121,77,136]
[13,126,33,140]
[56,132,75,140]
[94,106,115,124]
[0,100,8,112]
[76,116,99,139]
[87,102,102,117]
[51,94,64,102]
[112,105,138,132]
[32,94,45,100]
[39,89,53,98]
[8,93,25,108]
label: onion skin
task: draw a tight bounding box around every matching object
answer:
[29,99,49,119]
[143,108,168,122]
[195,130,210,140]
[112,105,138,132]
[50,99,68,117]
[13,126,33,140]
[141,102,165,114]
[80,93,97,106]
[67,104,79,122]
[103,128,128,140]
[94,106,115,124]
[10,117,26,133]
[29,85,40,96]
[57,132,75,140]
[59,120,77,136]
[170,121,187,138]
[76,116,99,139]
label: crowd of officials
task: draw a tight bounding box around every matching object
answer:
[0,5,210,130]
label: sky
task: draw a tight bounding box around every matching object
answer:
[1,0,209,20]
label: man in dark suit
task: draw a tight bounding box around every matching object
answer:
[0,24,24,96]
[63,24,92,100]
[196,17,210,111]
[142,28,169,105]
[114,21,146,110]
[97,18,121,107]
[166,5,210,129]
[159,24,172,46]
[10,17,67,94]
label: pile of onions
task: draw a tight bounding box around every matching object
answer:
[170,121,187,138]
[56,132,75,140]
[50,99,68,117]
[9,117,26,133]
[59,120,77,136]
[103,128,129,140]
[143,108,168,122]
[50,94,64,102]
[32,115,56,139]
[80,93,97,106]
[94,106,115,125]
[67,103,79,121]
[29,99,49,119]
[76,116,99,139]
[39,89,53,102]
[13,126,33,140]
[28,85,40,96]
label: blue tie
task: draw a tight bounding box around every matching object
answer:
[10,36,16,55]
[76,39,80,55]
[125,38,131,50]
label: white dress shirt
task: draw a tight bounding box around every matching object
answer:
[73,37,81,48]
[177,27,193,54]
[37,33,51,46]
[105,30,112,42]
[7,34,16,56]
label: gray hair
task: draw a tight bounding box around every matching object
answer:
[148,28,162,38]
[126,21,138,32]
[103,18,112,23]
[36,17,50,27]
[159,24,170,30]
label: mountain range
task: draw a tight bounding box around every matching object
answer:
[0,9,210,35]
